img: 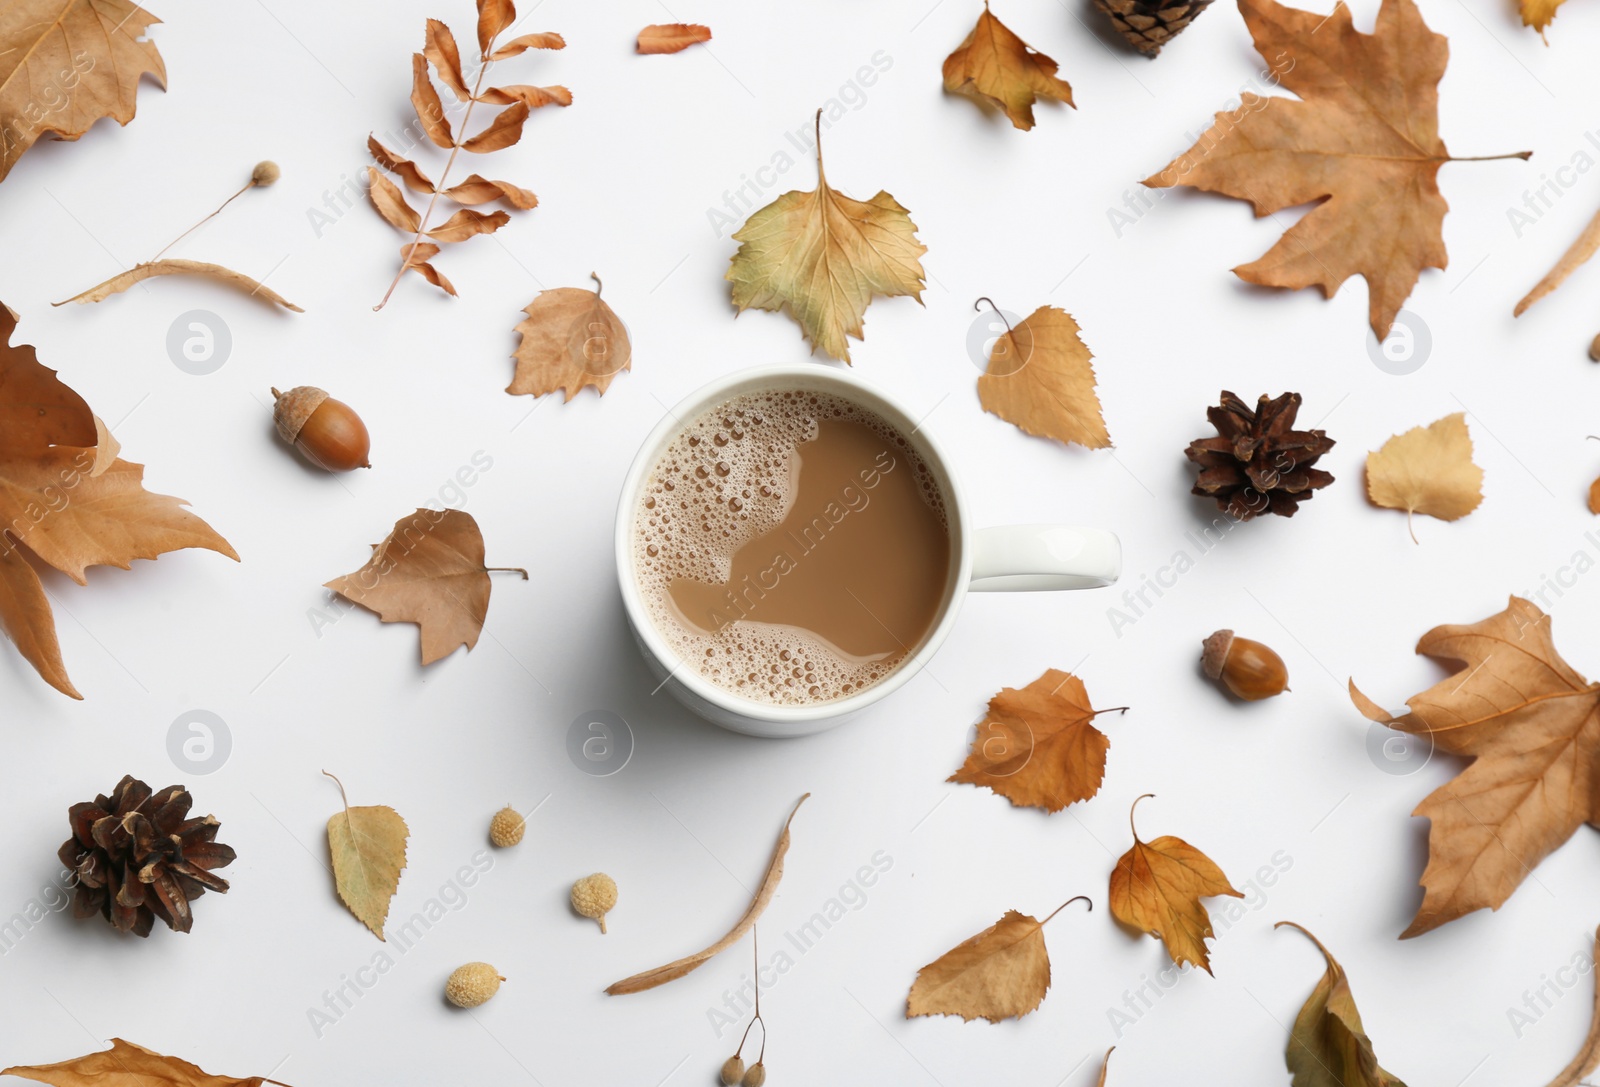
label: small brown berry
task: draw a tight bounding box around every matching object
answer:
[489,805,525,848]
[571,872,618,933]
[720,1056,746,1085]
[1201,629,1288,701]
[252,160,281,187]
[272,386,371,471]
[444,962,504,1008]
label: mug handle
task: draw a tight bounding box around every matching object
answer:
[969,526,1122,592]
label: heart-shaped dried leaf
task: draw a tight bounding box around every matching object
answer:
[637,23,712,54]
[509,275,632,401]
[977,305,1108,448]
[942,3,1074,131]
[325,772,408,942]
[907,897,1088,1023]
[1365,413,1482,542]
[1278,922,1409,1086]
[3,1038,279,1087]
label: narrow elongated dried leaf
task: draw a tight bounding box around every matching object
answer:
[978,306,1108,448]
[949,669,1116,812]
[3,1038,279,1087]
[943,4,1074,131]
[607,794,808,994]
[1098,1049,1115,1086]
[425,18,471,100]
[481,83,573,108]
[462,100,529,152]
[325,508,510,665]
[444,174,537,208]
[411,52,453,148]
[477,0,515,54]
[0,0,167,185]
[402,243,456,295]
[907,897,1087,1023]
[325,773,409,941]
[1365,413,1482,542]
[368,166,421,232]
[403,242,442,267]
[427,207,510,242]
[510,278,632,401]
[491,31,566,59]
[368,135,436,194]
[0,545,74,698]
[1522,0,1567,38]
[1545,926,1600,1087]
[1278,923,1408,1086]
[1108,795,1241,973]
[637,23,712,54]
[1350,597,1600,937]
[55,260,302,312]
[726,113,926,363]
[1515,206,1600,316]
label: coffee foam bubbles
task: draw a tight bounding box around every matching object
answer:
[632,391,945,706]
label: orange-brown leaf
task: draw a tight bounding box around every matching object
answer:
[942,6,1073,130]
[1108,797,1241,973]
[443,174,537,208]
[427,207,510,243]
[637,23,712,54]
[509,281,632,401]
[367,167,421,233]
[424,18,471,101]
[410,52,453,149]
[462,101,529,153]
[948,669,1113,812]
[480,83,573,109]
[978,306,1108,448]
[1350,596,1600,937]
[402,242,441,268]
[0,544,76,699]
[477,0,515,53]
[1545,926,1600,1087]
[907,909,1054,1022]
[404,252,456,296]
[3,1037,272,1087]
[368,136,436,194]
[490,31,566,60]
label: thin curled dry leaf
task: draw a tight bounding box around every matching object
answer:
[509,276,632,401]
[368,136,436,194]
[1098,1049,1115,1086]
[906,897,1088,1023]
[478,0,515,53]
[637,23,713,54]
[324,771,409,942]
[1544,925,1600,1087]
[2,1037,287,1087]
[368,166,421,232]
[607,794,809,994]
[942,3,1074,131]
[977,304,1108,448]
[1279,923,1409,1086]
[402,243,456,295]
[1364,413,1482,542]
[480,83,573,108]
[427,207,510,242]
[424,18,471,100]
[1350,596,1600,937]
[0,0,167,186]
[55,260,303,312]
[462,100,529,152]
[492,31,566,59]
[1515,205,1600,317]
[445,174,537,208]
[410,52,453,148]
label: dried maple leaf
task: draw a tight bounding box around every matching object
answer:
[1108,794,1241,974]
[509,273,632,400]
[608,794,807,994]
[1278,922,1409,1086]
[1350,596,1600,938]
[324,508,524,666]
[0,305,236,699]
[1364,413,1482,543]
[1143,0,1528,339]
[976,302,1108,448]
[637,23,712,54]
[55,259,302,311]
[948,669,1124,812]
[942,2,1074,131]
[324,771,408,942]
[1545,926,1600,1087]
[726,110,926,363]
[1521,0,1566,39]
[906,896,1090,1022]
[0,1,166,186]
[3,1038,291,1087]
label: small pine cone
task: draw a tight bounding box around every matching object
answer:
[1093,0,1215,55]
[1185,391,1335,521]
[58,775,235,936]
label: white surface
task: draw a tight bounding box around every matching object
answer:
[2,0,1599,1083]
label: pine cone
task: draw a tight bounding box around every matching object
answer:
[1093,0,1214,55]
[58,775,235,936]
[1186,391,1335,520]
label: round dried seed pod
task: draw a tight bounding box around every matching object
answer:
[445,962,504,1008]
[570,872,618,933]
[489,805,525,848]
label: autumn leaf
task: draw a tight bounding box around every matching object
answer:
[0,304,237,698]
[1143,0,1528,339]
[976,303,1108,448]
[948,669,1123,812]
[54,259,302,311]
[1278,922,1409,1086]
[726,110,926,363]
[607,794,808,994]
[1521,0,1566,39]
[509,273,632,401]
[1108,794,1241,974]
[942,2,1074,131]
[1515,204,1600,318]
[324,508,524,666]
[637,23,712,54]
[324,771,408,942]
[3,1038,288,1087]
[1544,925,1600,1087]
[1364,413,1482,543]
[1098,1049,1115,1086]
[1350,596,1600,937]
[0,1,166,186]
[906,896,1090,1022]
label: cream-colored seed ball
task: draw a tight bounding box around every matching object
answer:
[488,805,525,847]
[445,962,504,1008]
[570,872,618,933]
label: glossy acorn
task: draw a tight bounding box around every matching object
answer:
[1201,629,1288,701]
[272,386,371,471]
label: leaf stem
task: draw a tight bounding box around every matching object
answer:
[590,271,603,300]
[151,177,257,262]
[1041,895,1093,925]
[973,297,1014,338]
[322,770,353,829]
[1128,792,1155,842]
[486,566,529,578]
[1450,151,1533,162]
[813,108,825,184]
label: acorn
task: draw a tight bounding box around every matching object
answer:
[272,386,370,471]
[1201,629,1288,701]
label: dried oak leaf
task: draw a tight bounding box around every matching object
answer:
[906,897,1088,1022]
[1143,0,1527,339]
[3,1038,287,1087]
[0,1,166,186]
[509,274,631,401]
[1544,925,1600,1087]
[726,110,926,363]
[1108,794,1241,974]
[55,259,302,311]
[1364,413,1482,542]
[325,508,522,665]
[324,771,408,942]
[0,304,237,699]
[948,669,1120,812]
[1350,596,1600,938]
[942,3,1074,131]
[637,23,712,54]
[977,304,1108,448]
[1278,922,1409,1086]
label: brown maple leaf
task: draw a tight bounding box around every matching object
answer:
[4,1037,287,1087]
[949,669,1125,812]
[0,305,237,699]
[0,1,166,186]
[325,508,525,665]
[976,302,1109,448]
[1143,0,1528,339]
[509,273,632,401]
[942,2,1074,131]
[1350,596,1600,937]
[906,896,1090,1022]
[1108,794,1241,973]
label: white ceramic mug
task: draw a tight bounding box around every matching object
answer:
[614,365,1122,737]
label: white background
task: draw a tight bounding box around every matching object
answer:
[2,0,1599,1083]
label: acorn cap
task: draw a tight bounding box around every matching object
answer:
[1201,629,1234,679]
[272,386,329,444]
